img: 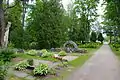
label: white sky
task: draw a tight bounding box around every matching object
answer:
[97,0,106,23]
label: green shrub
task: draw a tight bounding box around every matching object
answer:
[40,49,47,53]
[27,59,34,66]
[27,50,37,56]
[78,42,101,48]
[29,42,38,49]
[112,44,120,48]
[33,64,49,76]
[58,51,66,56]
[0,61,8,80]
[8,42,15,49]
[0,48,15,62]
[41,52,54,58]
[15,61,29,70]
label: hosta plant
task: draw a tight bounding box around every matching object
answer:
[40,49,48,53]
[15,61,29,70]
[33,64,49,76]
[27,50,37,56]
[41,52,54,58]
[58,51,66,56]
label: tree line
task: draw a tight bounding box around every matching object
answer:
[0,0,104,49]
[103,0,120,43]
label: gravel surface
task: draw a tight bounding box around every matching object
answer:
[66,45,120,80]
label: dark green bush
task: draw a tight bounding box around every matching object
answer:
[0,48,15,62]
[112,44,120,48]
[0,61,8,80]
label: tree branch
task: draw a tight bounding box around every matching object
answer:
[4,1,18,12]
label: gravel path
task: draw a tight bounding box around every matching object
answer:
[66,44,120,80]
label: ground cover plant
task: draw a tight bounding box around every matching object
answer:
[78,42,101,48]
[110,43,120,59]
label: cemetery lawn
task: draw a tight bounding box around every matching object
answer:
[9,48,100,80]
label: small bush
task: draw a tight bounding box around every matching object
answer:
[33,64,49,76]
[27,59,33,66]
[15,61,29,70]
[41,52,54,58]
[40,49,47,53]
[112,44,120,48]
[27,50,37,56]
[0,48,15,62]
[0,61,8,80]
[58,51,66,56]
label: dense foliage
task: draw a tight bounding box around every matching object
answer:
[0,48,15,80]
[103,0,120,43]
[90,31,97,42]
[26,0,68,49]
[98,33,104,43]
[0,48,15,62]
[0,61,8,80]
[69,0,98,43]
[78,42,101,48]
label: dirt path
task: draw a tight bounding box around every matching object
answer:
[66,44,120,80]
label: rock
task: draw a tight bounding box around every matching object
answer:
[17,49,24,53]
[50,48,55,52]
[14,71,28,78]
[26,75,35,80]
[37,52,43,57]
[63,41,78,53]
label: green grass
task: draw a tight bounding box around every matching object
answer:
[68,54,92,67]
[110,45,120,59]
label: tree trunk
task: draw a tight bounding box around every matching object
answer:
[110,35,112,44]
[4,22,11,48]
[0,0,5,48]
